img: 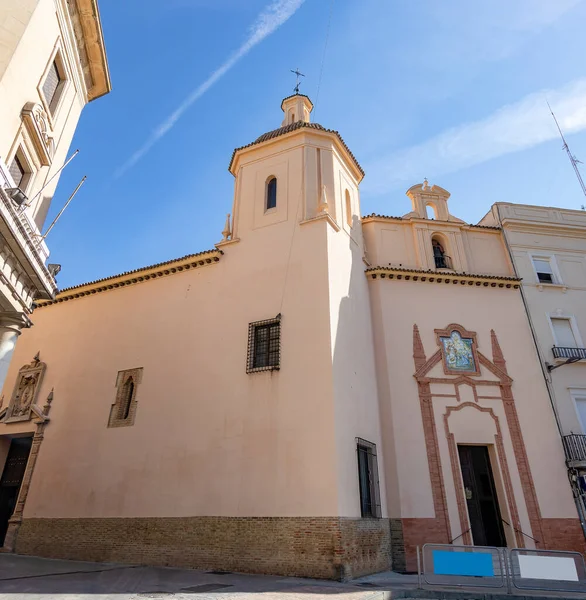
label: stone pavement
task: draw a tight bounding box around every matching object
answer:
[0,554,584,600]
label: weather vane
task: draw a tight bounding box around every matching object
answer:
[291,68,305,94]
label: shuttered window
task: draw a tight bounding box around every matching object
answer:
[356,438,382,518]
[9,155,25,189]
[42,61,62,112]
[551,318,578,348]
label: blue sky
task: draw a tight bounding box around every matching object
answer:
[48,0,586,288]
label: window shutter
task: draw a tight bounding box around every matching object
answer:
[9,156,25,188]
[551,318,577,348]
[42,61,61,109]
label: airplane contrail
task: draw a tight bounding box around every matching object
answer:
[115,0,306,178]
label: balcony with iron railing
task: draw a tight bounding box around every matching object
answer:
[0,159,56,306]
[434,254,453,270]
[562,434,586,466]
[552,346,586,360]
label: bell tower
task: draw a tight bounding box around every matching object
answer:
[220,94,385,521]
[223,93,365,245]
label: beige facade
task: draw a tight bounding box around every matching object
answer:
[0,94,583,579]
[0,0,110,391]
[481,203,586,537]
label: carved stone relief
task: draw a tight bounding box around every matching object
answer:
[4,354,46,423]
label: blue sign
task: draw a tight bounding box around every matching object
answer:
[432,550,495,577]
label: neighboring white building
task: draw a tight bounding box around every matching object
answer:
[481,203,586,535]
[0,0,110,389]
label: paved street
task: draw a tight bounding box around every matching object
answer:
[0,554,584,600]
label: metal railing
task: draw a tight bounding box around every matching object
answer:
[562,434,586,463]
[552,346,586,360]
[434,254,453,269]
[419,544,586,594]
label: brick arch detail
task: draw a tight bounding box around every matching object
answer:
[412,324,545,551]
[443,402,523,548]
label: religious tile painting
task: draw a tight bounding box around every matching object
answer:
[440,331,476,373]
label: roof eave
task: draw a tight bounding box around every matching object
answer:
[74,0,112,102]
[229,127,365,182]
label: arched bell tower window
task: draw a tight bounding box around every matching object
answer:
[432,235,451,269]
[426,203,438,220]
[266,176,277,210]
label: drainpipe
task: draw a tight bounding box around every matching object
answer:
[495,204,586,538]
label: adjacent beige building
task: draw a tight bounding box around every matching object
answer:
[0,0,110,391]
[481,203,586,539]
[0,94,582,579]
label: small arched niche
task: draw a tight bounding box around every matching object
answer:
[266,176,277,211]
[345,189,352,227]
[431,234,451,269]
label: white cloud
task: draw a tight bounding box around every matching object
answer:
[365,78,586,193]
[115,0,306,178]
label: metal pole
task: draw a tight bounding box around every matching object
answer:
[23,149,80,209]
[40,176,86,240]
[416,545,422,589]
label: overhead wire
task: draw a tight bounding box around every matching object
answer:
[313,0,335,119]
[277,0,336,313]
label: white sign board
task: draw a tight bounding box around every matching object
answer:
[518,555,579,582]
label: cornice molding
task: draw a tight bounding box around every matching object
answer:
[366,266,520,289]
[362,214,501,231]
[66,0,111,102]
[36,249,222,308]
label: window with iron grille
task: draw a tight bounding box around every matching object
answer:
[356,438,382,518]
[247,315,281,373]
[9,155,25,189]
[42,60,63,114]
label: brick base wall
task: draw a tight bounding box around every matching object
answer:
[15,516,391,580]
[393,516,586,573]
[389,518,406,573]
[541,518,586,556]
[402,518,448,573]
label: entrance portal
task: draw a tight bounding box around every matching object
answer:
[0,437,32,546]
[458,445,506,547]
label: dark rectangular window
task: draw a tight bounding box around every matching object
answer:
[42,61,62,113]
[247,316,281,373]
[357,438,381,518]
[9,155,25,189]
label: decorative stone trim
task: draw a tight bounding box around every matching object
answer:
[2,389,53,552]
[21,103,54,166]
[3,355,46,423]
[66,0,111,102]
[362,214,501,230]
[367,267,520,288]
[411,324,554,564]
[36,249,222,308]
[108,368,143,428]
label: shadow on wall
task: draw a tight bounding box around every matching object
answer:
[329,214,393,579]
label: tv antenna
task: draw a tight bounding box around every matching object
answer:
[547,101,586,199]
[291,68,305,94]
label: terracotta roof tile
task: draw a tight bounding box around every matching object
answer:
[50,249,222,296]
[362,213,501,230]
[229,121,365,177]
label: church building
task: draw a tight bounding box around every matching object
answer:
[0,94,583,579]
